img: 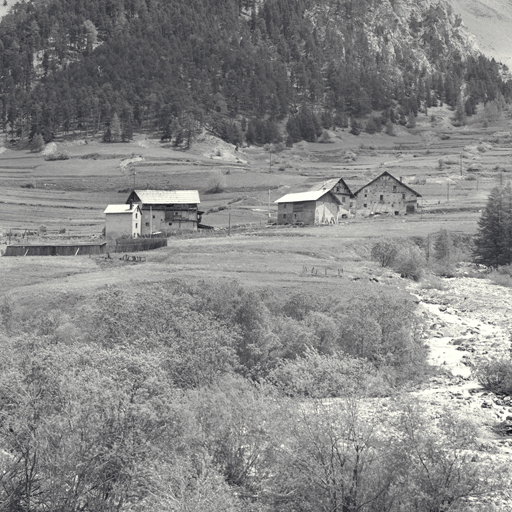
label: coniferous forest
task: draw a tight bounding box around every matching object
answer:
[0,0,511,144]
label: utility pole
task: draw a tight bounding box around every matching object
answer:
[269,148,272,173]
[129,166,136,190]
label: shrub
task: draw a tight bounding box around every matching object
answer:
[204,172,225,193]
[268,347,388,398]
[488,270,512,288]
[371,240,399,267]
[317,130,334,143]
[45,151,70,161]
[392,245,426,281]
[477,359,512,395]
[418,275,448,291]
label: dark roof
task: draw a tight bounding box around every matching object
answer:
[309,178,355,197]
[354,171,422,197]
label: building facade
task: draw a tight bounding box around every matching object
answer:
[354,172,421,216]
[275,190,342,226]
[104,203,142,239]
[309,178,355,217]
[126,190,202,235]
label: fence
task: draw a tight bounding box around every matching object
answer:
[115,237,167,253]
[4,242,107,257]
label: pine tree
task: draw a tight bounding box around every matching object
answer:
[110,113,122,142]
[349,118,361,136]
[30,133,45,152]
[474,183,512,267]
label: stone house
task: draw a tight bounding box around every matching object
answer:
[309,178,355,217]
[104,203,142,239]
[354,171,421,216]
[126,190,202,235]
[275,190,342,226]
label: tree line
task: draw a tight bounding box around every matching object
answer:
[0,0,511,145]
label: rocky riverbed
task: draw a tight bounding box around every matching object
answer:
[410,274,512,508]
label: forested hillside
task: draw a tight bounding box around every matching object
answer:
[0,0,511,144]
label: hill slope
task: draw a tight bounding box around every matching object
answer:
[450,0,512,70]
[0,0,510,144]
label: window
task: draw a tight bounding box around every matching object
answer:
[364,193,367,198]
[135,223,137,228]
[135,213,138,219]
[152,215,155,219]
[145,222,149,227]
[283,213,287,219]
[379,195,384,201]
[342,196,346,203]
[393,185,397,192]
[363,203,367,208]
[169,222,172,226]
[402,193,406,199]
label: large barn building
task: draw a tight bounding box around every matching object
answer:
[354,171,421,216]
[309,178,355,217]
[126,190,202,235]
[275,190,342,226]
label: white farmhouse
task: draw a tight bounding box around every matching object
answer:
[104,203,142,239]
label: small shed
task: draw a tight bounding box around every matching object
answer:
[275,190,342,226]
[104,203,142,239]
[126,190,202,234]
[309,178,355,217]
[354,171,422,216]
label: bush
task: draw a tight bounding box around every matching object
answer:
[418,275,448,291]
[392,245,426,281]
[317,130,334,143]
[477,359,512,395]
[204,172,225,193]
[371,240,400,267]
[268,348,388,398]
[45,151,70,161]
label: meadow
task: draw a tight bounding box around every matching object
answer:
[2,107,512,511]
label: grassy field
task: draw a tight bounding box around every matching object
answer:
[0,105,509,312]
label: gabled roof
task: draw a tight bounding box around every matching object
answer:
[128,189,200,205]
[309,177,354,197]
[275,190,341,204]
[354,171,422,197]
[104,204,140,214]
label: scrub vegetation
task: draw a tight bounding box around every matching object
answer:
[0,276,508,511]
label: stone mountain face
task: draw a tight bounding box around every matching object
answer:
[449,0,512,69]
[310,0,481,70]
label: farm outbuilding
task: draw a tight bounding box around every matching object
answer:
[309,178,355,217]
[104,203,142,239]
[126,190,202,234]
[5,242,107,256]
[354,171,421,216]
[275,190,342,226]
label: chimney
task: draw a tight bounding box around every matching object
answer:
[400,176,403,182]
